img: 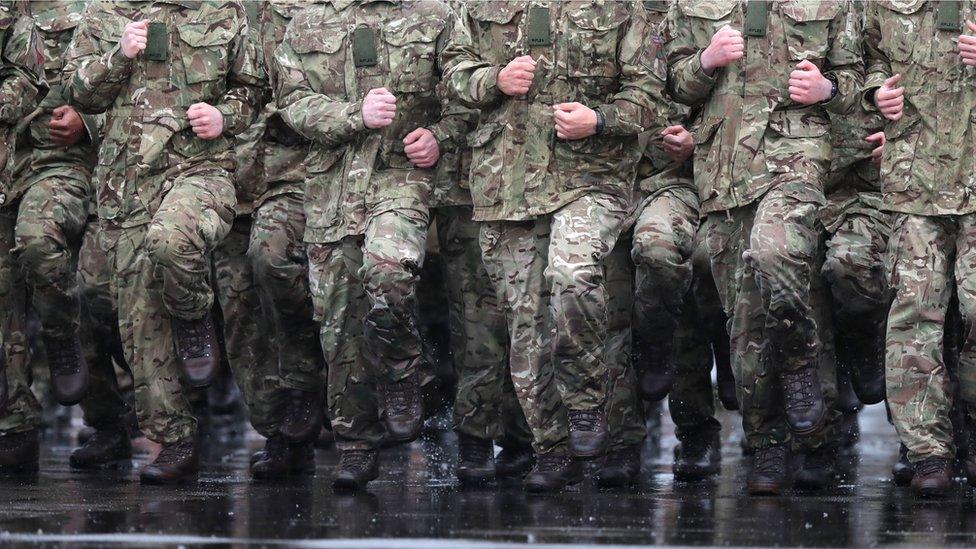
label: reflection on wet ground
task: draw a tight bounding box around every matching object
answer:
[1,404,976,547]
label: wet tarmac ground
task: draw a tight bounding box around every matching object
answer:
[2,404,976,547]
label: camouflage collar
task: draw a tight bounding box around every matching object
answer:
[331,0,400,12]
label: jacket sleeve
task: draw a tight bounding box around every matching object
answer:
[0,10,43,125]
[664,3,718,108]
[820,0,863,116]
[213,8,266,137]
[439,6,504,110]
[860,2,890,113]
[427,20,478,148]
[61,7,133,115]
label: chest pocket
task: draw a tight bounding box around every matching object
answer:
[565,4,629,78]
[383,22,440,93]
[178,23,235,85]
[878,0,926,63]
[676,0,737,48]
[780,0,838,62]
[291,27,347,98]
[469,4,523,65]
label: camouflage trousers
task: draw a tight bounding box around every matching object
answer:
[703,184,838,451]
[885,213,976,463]
[308,207,428,450]
[0,206,35,434]
[631,188,699,391]
[248,192,323,394]
[104,167,236,444]
[212,215,282,438]
[670,223,726,442]
[435,206,531,447]
[479,192,640,455]
[823,209,891,345]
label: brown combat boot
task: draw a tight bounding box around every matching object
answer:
[332,449,379,491]
[44,334,90,406]
[524,452,583,493]
[892,444,914,486]
[252,437,315,480]
[910,456,952,498]
[674,431,721,481]
[280,389,325,443]
[171,313,220,388]
[781,362,826,436]
[380,372,423,443]
[747,445,789,496]
[567,408,609,459]
[70,427,132,470]
[139,439,199,484]
[0,430,39,475]
[596,444,642,488]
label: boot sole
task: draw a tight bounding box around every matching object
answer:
[673,465,720,482]
[458,471,496,486]
[70,458,132,471]
[747,482,784,496]
[332,475,378,492]
[139,472,198,485]
[524,470,584,493]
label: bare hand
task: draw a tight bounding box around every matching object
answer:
[187,102,224,140]
[788,60,833,104]
[874,74,904,121]
[700,25,744,74]
[865,131,885,165]
[661,125,693,164]
[121,20,148,59]
[362,88,397,129]
[959,21,976,65]
[497,55,536,96]
[553,102,598,140]
[49,105,85,147]
[403,127,440,169]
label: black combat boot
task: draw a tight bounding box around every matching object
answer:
[892,444,914,486]
[496,443,534,479]
[596,444,642,488]
[673,431,721,481]
[171,312,220,388]
[280,389,326,443]
[635,339,674,402]
[835,362,863,415]
[43,334,89,405]
[794,447,836,490]
[0,344,7,413]
[714,345,739,411]
[838,329,886,405]
[781,362,826,436]
[0,430,39,475]
[567,408,608,459]
[910,456,952,498]
[332,449,379,491]
[380,372,423,443]
[456,434,495,485]
[252,437,315,480]
[747,445,789,496]
[70,427,132,469]
[524,452,583,493]
[139,439,199,484]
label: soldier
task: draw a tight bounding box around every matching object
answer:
[863,0,976,497]
[665,0,862,494]
[0,0,45,475]
[442,1,667,491]
[275,0,468,490]
[228,0,325,480]
[62,0,263,484]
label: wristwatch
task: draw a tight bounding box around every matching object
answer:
[594,109,605,135]
[822,74,839,103]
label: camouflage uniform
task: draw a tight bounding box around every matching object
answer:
[863,0,976,463]
[442,0,666,455]
[665,0,862,451]
[0,1,45,435]
[62,0,263,444]
[275,0,467,450]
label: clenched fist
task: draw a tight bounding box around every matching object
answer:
[865,131,885,165]
[874,74,904,121]
[660,125,693,164]
[959,21,976,65]
[403,127,439,169]
[121,20,148,59]
[700,25,744,74]
[187,102,224,140]
[362,88,397,129]
[49,105,85,147]
[497,55,536,96]
[553,102,597,140]
[788,60,833,105]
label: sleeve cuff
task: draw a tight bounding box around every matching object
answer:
[215,103,240,135]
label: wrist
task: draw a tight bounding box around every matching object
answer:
[699,49,715,75]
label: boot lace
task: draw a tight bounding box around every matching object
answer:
[174,317,212,359]
[915,457,948,477]
[535,452,569,472]
[339,450,374,472]
[753,446,787,476]
[385,376,419,417]
[568,409,604,432]
[782,368,818,410]
[154,441,193,466]
[47,338,81,376]
[459,436,492,464]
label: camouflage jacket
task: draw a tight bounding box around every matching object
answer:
[864,0,976,216]
[0,0,44,208]
[18,1,101,194]
[275,0,468,244]
[441,0,667,222]
[638,0,695,201]
[62,0,264,226]
[233,0,312,214]
[665,0,863,215]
